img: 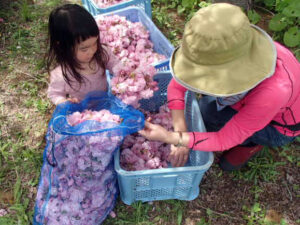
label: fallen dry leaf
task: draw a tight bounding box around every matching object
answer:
[265,209,282,224]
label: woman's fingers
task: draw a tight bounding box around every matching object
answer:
[144,121,156,129]
[138,129,146,136]
[138,121,153,136]
[169,146,190,167]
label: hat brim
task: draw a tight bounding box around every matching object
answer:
[170,25,277,97]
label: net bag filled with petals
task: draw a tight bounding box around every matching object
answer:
[33,91,144,225]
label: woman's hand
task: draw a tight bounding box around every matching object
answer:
[139,121,191,167]
[168,145,190,167]
[138,121,170,143]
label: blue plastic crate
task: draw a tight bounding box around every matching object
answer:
[154,60,170,73]
[114,72,214,205]
[139,71,172,112]
[95,7,174,70]
[82,0,152,18]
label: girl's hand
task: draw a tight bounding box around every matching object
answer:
[138,121,170,143]
[168,145,190,167]
[56,97,79,105]
[67,97,79,103]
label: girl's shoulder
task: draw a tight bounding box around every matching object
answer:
[102,45,114,57]
[102,45,119,69]
[49,65,64,81]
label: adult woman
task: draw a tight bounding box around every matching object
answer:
[139,3,300,171]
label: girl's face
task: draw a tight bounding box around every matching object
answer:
[75,36,98,64]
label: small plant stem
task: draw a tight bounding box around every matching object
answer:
[195,204,243,221]
[293,48,300,53]
[284,181,293,201]
[16,69,37,79]
[16,69,49,84]
[254,5,275,16]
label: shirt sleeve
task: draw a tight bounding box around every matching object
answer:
[188,83,290,151]
[167,78,187,110]
[47,68,67,105]
[104,46,120,74]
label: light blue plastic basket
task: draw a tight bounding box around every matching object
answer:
[114,72,214,205]
[95,7,174,71]
[82,0,152,18]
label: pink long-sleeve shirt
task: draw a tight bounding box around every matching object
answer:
[47,48,119,105]
[167,42,300,152]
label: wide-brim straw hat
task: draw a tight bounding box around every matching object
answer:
[170,3,277,97]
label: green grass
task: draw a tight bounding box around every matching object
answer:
[232,148,286,184]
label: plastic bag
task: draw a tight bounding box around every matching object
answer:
[33,91,144,225]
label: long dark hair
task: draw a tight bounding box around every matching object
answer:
[46,4,109,88]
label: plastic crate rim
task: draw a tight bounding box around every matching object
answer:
[88,0,143,10]
[94,6,147,19]
[114,148,214,176]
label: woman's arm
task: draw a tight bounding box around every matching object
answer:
[167,78,187,110]
[140,79,290,152]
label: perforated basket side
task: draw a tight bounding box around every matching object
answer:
[114,84,214,205]
[139,72,172,112]
[82,0,152,18]
[154,60,170,73]
[185,91,214,167]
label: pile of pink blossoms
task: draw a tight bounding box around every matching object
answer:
[96,15,166,66]
[34,123,123,223]
[120,104,173,171]
[96,15,167,108]
[93,0,129,8]
[67,109,122,126]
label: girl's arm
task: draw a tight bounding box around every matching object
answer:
[47,68,68,105]
[104,46,120,75]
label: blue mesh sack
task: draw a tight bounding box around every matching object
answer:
[33,91,144,225]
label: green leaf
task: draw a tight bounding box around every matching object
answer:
[199,1,211,8]
[182,0,193,9]
[295,50,300,62]
[252,203,261,213]
[269,14,288,31]
[283,26,300,47]
[14,177,22,204]
[264,0,276,7]
[177,209,183,225]
[206,208,213,216]
[177,5,185,15]
[248,10,261,25]
[282,1,300,17]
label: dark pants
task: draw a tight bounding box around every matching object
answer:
[199,96,295,147]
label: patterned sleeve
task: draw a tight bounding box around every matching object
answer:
[47,67,67,105]
[104,46,120,74]
[187,80,289,151]
[167,78,187,110]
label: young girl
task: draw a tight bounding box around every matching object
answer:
[46,4,119,105]
[34,5,127,224]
